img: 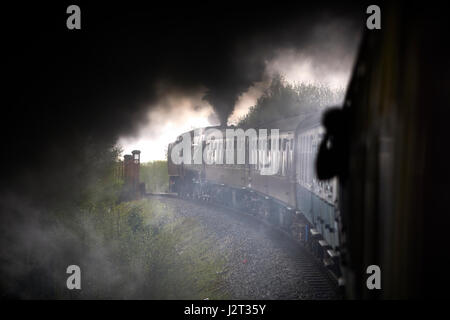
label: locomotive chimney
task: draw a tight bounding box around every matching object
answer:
[132,150,141,164]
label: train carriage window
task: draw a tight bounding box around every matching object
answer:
[221,138,225,165]
[303,135,308,185]
[254,136,258,169]
[287,140,290,164]
[298,137,301,180]
[249,137,254,168]
[302,135,307,184]
[298,136,302,182]
[290,137,294,170]
[209,140,212,164]
[209,142,213,164]
[210,142,214,164]
[308,135,313,186]
[286,139,290,173]
[224,137,229,166]
[217,139,220,165]
[304,135,308,185]
[260,136,267,171]
[258,138,265,170]
[298,136,303,183]
[275,142,281,176]
[235,136,239,166]
[214,140,218,164]
[258,137,262,170]
[299,136,303,183]
[220,139,223,165]
[256,137,260,169]
[306,136,309,182]
[221,138,224,165]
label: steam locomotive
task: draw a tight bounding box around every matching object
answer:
[167,112,343,284]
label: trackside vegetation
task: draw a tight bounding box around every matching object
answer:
[238,75,345,128]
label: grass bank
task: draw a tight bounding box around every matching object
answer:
[60,198,228,299]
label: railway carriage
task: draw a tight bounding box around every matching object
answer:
[168,112,342,283]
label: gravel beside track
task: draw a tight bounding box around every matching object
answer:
[154,195,339,300]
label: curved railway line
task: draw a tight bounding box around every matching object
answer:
[148,193,340,299]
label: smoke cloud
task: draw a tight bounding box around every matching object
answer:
[1,1,365,298]
[118,7,362,155]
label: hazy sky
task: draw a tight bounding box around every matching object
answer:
[117,86,216,161]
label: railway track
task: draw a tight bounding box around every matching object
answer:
[147,192,341,299]
[295,259,338,299]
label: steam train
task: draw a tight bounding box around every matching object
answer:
[167,113,343,284]
[168,4,450,299]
